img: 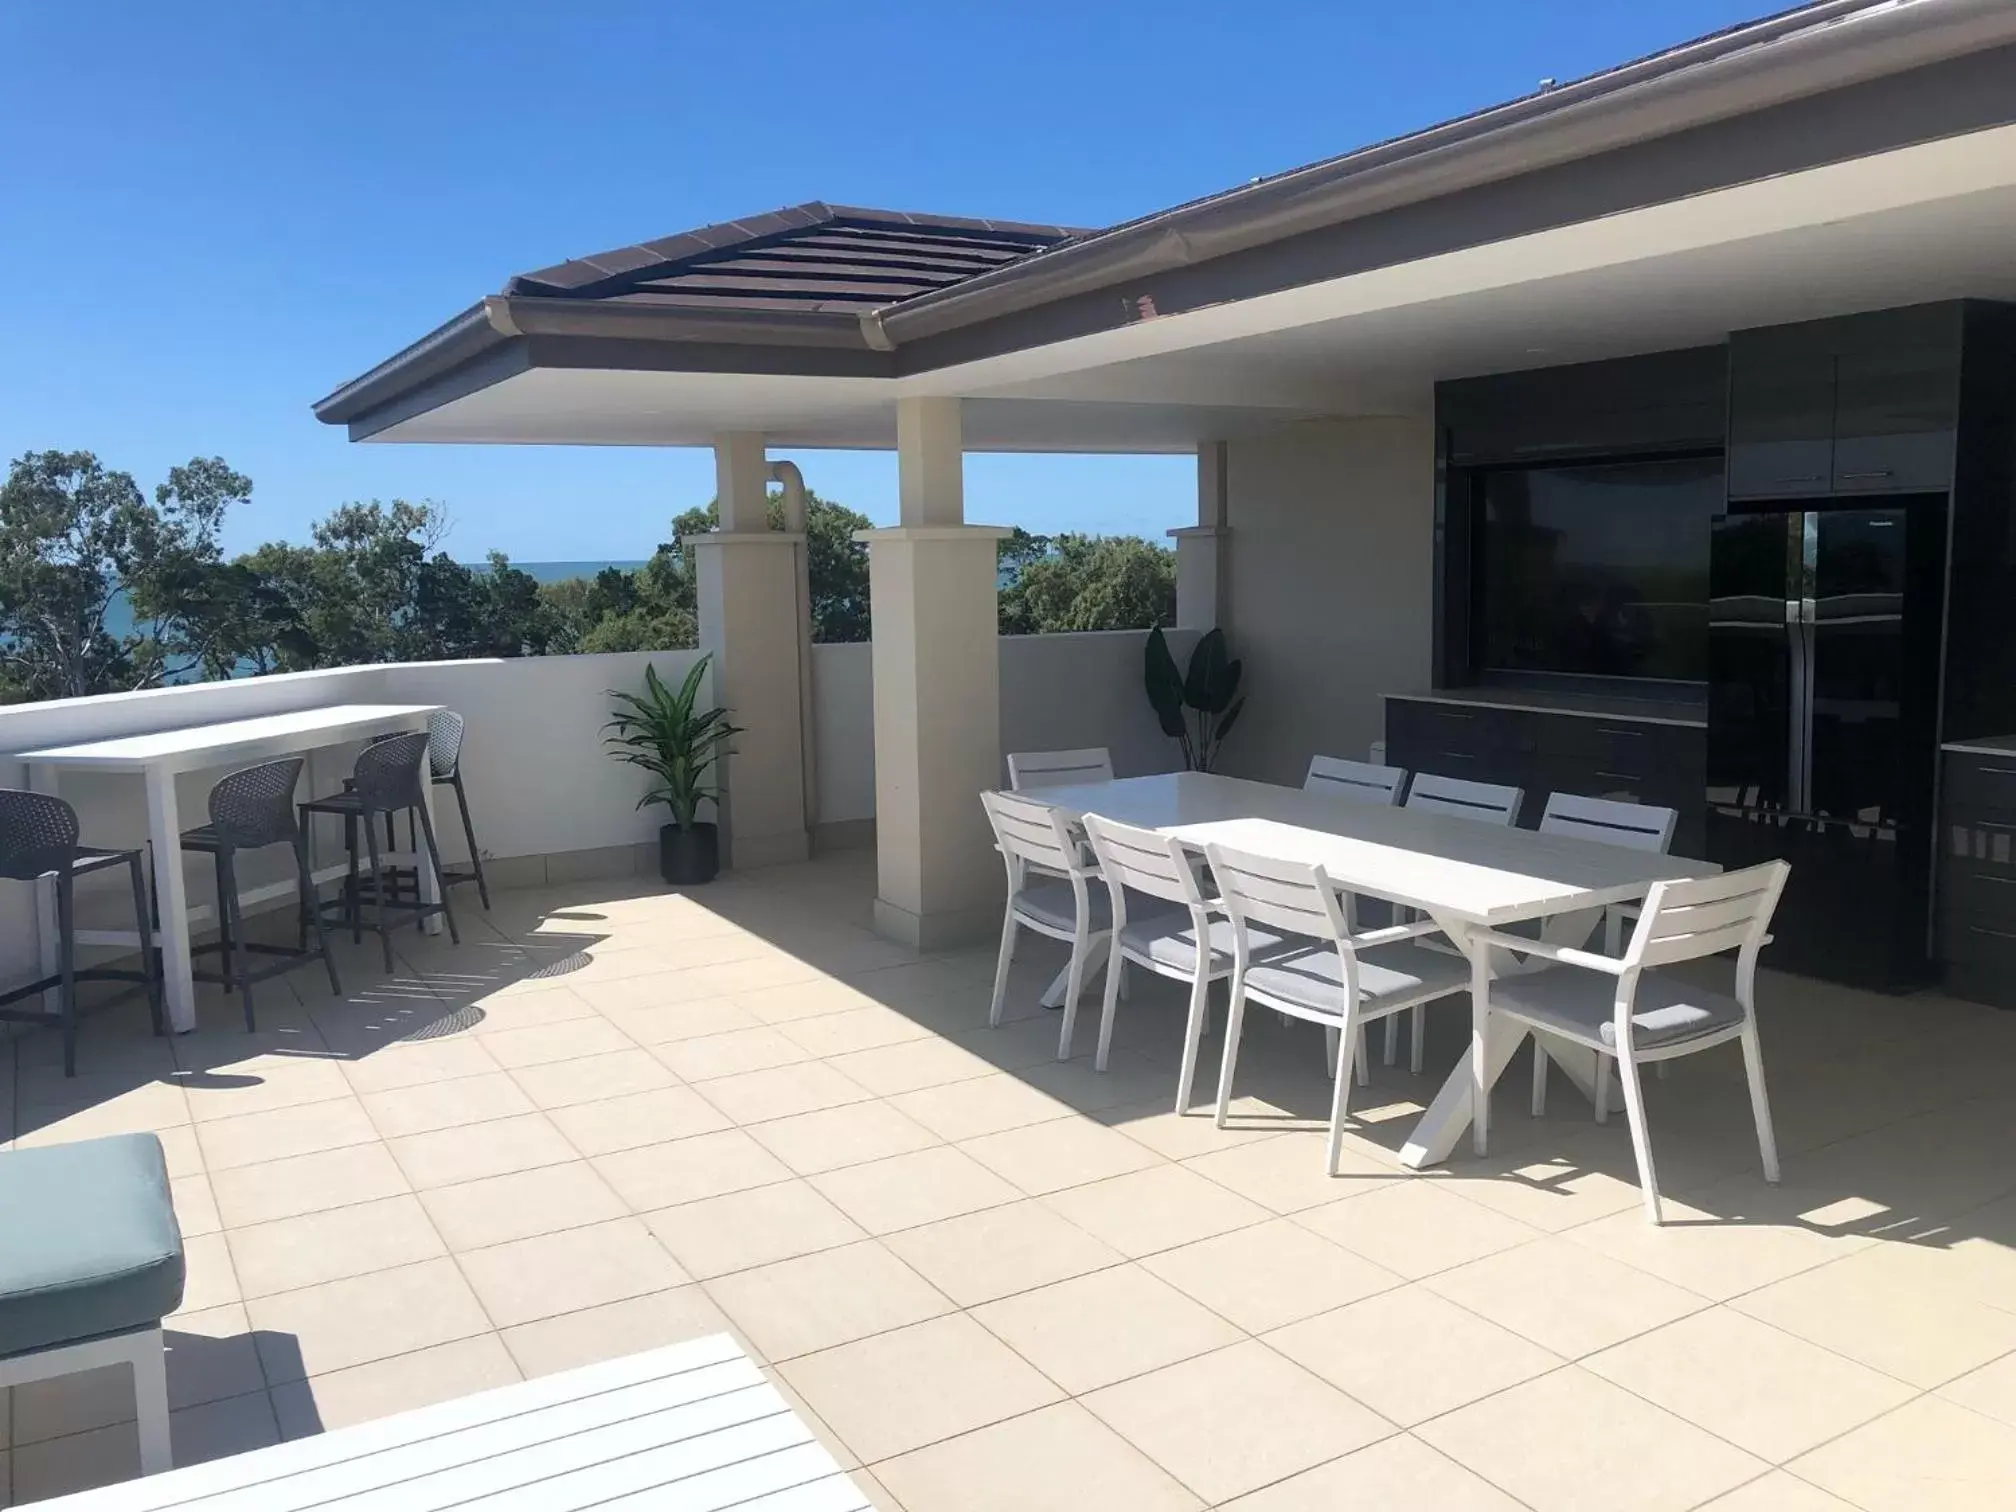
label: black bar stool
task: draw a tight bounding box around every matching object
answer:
[178,757,342,1031]
[300,732,460,972]
[354,711,491,912]
[0,789,161,1076]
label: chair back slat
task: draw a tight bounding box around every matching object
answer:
[1006,747,1114,790]
[208,758,305,850]
[1304,755,1407,806]
[1082,815,1200,907]
[1539,791,1677,853]
[1203,842,1339,941]
[1628,860,1788,968]
[0,789,81,881]
[1405,773,1523,826]
[427,709,467,778]
[981,790,1081,874]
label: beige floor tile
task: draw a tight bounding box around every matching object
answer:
[1586,1307,1916,1462]
[507,1047,677,1110]
[1142,1218,1401,1333]
[182,1058,356,1123]
[1436,1147,1647,1233]
[572,971,750,1018]
[971,1264,1242,1394]
[1042,1164,1269,1259]
[1732,1242,2016,1388]
[176,1232,243,1314]
[778,1006,932,1059]
[226,1192,446,1297]
[463,984,603,1031]
[1790,1396,2016,1511]
[592,1129,793,1209]
[733,975,882,1024]
[1696,1472,1861,1511]
[1294,1179,1542,1279]
[154,1123,204,1178]
[696,1060,873,1124]
[360,1072,536,1138]
[600,995,758,1045]
[1219,1433,1524,1511]
[170,1172,222,1238]
[1423,1235,1709,1359]
[1084,1340,1393,1504]
[1182,1130,1402,1213]
[652,1026,813,1082]
[1564,1195,1865,1302]
[644,1178,866,1278]
[874,1400,1203,1512]
[888,1073,1074,1142]
[7,1304,264,1445]
[1418,1367,1766,1512]
[8,1391,279,1503]
[547,1085,729,1156]
[1942,1351,2016,1430]
[781,1313,1062,1463]
[959,1116,1162,1196]
[824,1037,996,1097]
[479,1015,636,1068]
[501,1286,736,1377]
[270,1334,521,1437]
[1266,1284,1562,1427]
[338,1035,503,1093]
[196,1097,378,1171]
[456,1215,688,1328]
[16,1082,192,1146]
[209,1143,411,1227]
[811,1147,1022,1235]
[418,1161,627,1250]
[883,1201,1124,1308]
[387,1112,577,1189]
[748,1100,940,1177]
[707,1240,955,1362]
[248,1256,492,1380]
[1097,1101,1283,1161]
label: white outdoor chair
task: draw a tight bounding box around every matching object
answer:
[1083,815,1273,1115]
[1472,859,1790,1224]
[1204,840,1471,1177]
[1303,755,1408,806]
[981,790,1111,1061]
[1380,771,1527,1070]
[1538,791,1679,956]
[1007,747,1115,790]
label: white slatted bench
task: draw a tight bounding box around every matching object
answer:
[27,1335,869,1512]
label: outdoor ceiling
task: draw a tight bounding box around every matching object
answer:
[368,122,2016,453]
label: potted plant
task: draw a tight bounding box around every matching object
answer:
[1144,625,1245,772]
[605,656,743,884]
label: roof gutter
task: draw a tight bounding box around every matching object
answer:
[870,0,2016,347]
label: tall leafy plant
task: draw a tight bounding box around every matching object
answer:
[1144,626,1245,772]
[604,657,743,829]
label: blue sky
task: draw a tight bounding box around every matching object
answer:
[0,1,1769,561]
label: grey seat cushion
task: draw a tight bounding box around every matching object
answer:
[1492,966,1744,1050]
[1243,941,1469,1016]
[0,1133,185,1358]
[1118,913,1283,977]
[1012,879,1112,933]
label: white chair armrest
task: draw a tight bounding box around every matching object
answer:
[1348,919,1446,949]
[1469,929,1628,975]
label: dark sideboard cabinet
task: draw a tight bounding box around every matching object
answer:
[1939,747,2016,1008]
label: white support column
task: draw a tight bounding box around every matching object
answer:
[863,398,1009,949]
[688,433,811,871]
[1170,440,1229,631]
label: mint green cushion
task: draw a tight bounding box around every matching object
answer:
[0,1134,185,1358]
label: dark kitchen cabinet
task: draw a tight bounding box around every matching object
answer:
[1831,343,1960,493]
[1727,352,1834,498]
[1937,747,2016,1008]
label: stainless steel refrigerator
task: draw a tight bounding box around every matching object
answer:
[1705,495,1947,989]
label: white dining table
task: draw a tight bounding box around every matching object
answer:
[14,703,444,1033]
[1026,770,1717,1168]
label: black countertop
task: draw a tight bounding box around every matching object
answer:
[1384,687,1707,729]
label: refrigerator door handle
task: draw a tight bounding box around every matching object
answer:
[1787,609,1809,814]
[1798,592,1817,816]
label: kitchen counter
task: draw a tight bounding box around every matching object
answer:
[1943,734,2016,758]
[1384,687,1707,729]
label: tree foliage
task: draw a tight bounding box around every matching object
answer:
[998,530,1177,635]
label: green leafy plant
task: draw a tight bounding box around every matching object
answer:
[1145,626,1245,772]
[604,657,743,829]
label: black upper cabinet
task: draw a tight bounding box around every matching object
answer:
[1441,347,1725,467]
[1727,351,1834,497]
[1727,307,1960,500]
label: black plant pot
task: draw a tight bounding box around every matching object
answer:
[659,822,720,885]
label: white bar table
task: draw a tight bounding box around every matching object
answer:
[14,703,442,1032]
[29,1334,869,1512]
[1030,771,1716,1168]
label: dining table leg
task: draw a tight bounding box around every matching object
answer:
[145,764,198,1033]
[1039,936,1109,1010]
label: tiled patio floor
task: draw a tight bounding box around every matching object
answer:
[6,850,2016,1509]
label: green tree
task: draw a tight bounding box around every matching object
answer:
[997,532,1176,634]
[0,449,248,701]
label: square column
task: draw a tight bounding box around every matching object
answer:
[858,523,1010,948]
[1170,440,1229,630]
